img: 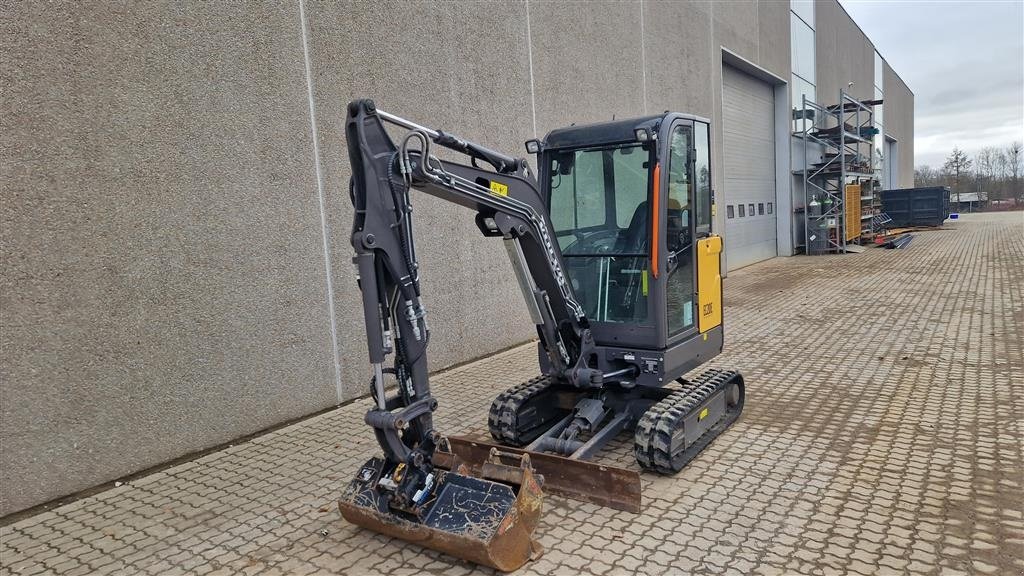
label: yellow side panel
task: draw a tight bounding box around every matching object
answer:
[845,184,861,241]
[697,235,723,333]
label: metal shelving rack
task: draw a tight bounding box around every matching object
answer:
[794,90,879,254]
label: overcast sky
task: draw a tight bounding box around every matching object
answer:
[840,0,1024,169]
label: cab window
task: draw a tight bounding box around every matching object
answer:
[694,122,712,234]
[666,125,696,335]
[549,143,654,324]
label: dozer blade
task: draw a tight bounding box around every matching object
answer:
[339,453,543,572]
[435,436,642,514]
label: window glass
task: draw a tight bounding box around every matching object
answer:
[694,122,712,233]
[874,84,884,177]
[548,143,653,325]
[758,203,765,215]
[666,126,692,259]
[874,86,884,129]
[875,53,885,155]
[727,205,735,219]
[768,202,773,215]
[874,51,884,92]
[666,125,695,336]
[738,204,746,217]
[874,133,885,174]
[792,74,816,132]
[748,203,755,216]
[792,75,816,108]
[550,149,604,244]
[791,15,815,82]
[614,148,650,228]
[667,127,691,233]
[886,140,898,189]
[791,0,814,28]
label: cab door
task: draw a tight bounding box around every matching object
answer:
[663,121,698,342]
[692,121,723,333]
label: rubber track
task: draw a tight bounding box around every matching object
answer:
[634,368,744,474]
[488,375,554,446]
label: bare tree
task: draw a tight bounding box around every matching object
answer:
[919,145,1021,209]
[943,147,973,204]
[976,147,996,195]
[915,164,940,187]
[1009,141,1023,203]
[994,150,1008,201]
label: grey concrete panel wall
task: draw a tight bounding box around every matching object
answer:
[883,62,915,187]
[530,1,645,128]
[709,1,790,270]
[814,0,875,105]
[712,1,759,66]
[708,28,730,267]
[302,1,538,399]
[757,0,792,80]
[643,2,714,119]
[0,3,337,515]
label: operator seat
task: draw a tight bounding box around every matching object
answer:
[615,201,649,254]
[605,201,651,321]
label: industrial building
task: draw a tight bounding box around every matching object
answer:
[1,0,913,516]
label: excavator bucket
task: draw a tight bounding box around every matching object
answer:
[338,451,543,572]
[435,437,642,513]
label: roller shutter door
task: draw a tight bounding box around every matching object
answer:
[722,65,777,270]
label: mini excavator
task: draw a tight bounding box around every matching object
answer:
[338,100,745,571]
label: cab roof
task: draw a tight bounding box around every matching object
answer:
[542,112,710,150]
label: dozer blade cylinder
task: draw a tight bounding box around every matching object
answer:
[339,457,543,572]
[436,436,643,514]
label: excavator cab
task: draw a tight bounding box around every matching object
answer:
[338,101,743,572]
[530,115,724,381]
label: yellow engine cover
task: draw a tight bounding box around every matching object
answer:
[697,235,723,333]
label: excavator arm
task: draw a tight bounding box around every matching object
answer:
[339,99,620,570]
[345,99,601,471]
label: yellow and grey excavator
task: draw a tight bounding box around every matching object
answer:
[338,100,745,571]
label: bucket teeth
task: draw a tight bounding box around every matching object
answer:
[339,456,543,572]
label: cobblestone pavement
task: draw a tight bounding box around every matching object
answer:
[2,212,1023,576]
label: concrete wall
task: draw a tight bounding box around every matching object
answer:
[883,62,916,188]
[1,2,338,517]
[303,1,539,400]
[0,0,908,516]
[814,0,875,105]
[643,1,714,119]
[813,0,915,188]
[710,1,791,267]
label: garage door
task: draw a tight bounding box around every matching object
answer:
[722,65,777,271]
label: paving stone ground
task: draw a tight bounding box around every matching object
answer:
[2,212,1023,576]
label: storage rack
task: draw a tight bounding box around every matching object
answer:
[794,90,880,254]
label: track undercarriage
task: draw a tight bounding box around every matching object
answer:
[435,368,746,513]
[491,369,744,469]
